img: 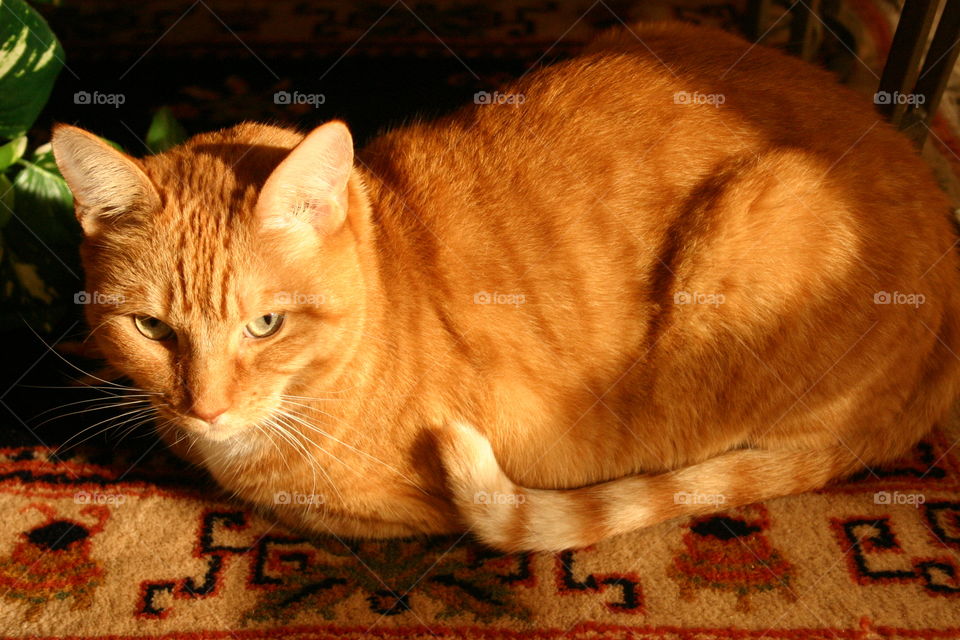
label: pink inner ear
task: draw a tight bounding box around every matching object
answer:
[297,197,336,223]
[257,121,355,233]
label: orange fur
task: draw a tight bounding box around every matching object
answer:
[52,22,960,551]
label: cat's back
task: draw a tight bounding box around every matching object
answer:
[361,21,935,223]
[359,21,950,290]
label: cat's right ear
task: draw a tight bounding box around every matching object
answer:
[51,124,161,235]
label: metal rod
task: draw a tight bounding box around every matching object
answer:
[876,0,940,125]
[788,0,822,60]
[902,0,960,146]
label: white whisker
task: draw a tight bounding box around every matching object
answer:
[31,394,158,421]
[271,415,344,508]
[34,399,154,428]
[21,322,142,391]
[275,405,428,496]
[54,406,158,455]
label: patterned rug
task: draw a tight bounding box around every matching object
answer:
[1,410,959,636]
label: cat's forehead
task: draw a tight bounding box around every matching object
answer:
[140,123,302,221]
[144,152,258,224]
[96,210,257,321]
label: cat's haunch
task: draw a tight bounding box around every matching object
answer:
[52,21,960,552]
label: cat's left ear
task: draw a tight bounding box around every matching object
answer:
[256,120,354,234]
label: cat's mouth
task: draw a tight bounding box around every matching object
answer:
[184,421,243,442]
[154,395,288,444]
[159,407,250,443]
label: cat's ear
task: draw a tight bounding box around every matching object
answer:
[255,120,354,234]
[51,124,161,235]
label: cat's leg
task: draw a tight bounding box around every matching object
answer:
[439,422,866,552]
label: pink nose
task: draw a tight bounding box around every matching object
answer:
[189,404,230,423]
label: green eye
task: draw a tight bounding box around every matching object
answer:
[244,312,284,338]
[134,315,174,340]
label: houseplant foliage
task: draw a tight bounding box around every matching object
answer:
[0,0,185,332]
[0,0,71,332]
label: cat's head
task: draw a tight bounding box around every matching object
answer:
[51,122,375,442]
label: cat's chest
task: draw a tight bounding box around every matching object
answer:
[194,436,288,492]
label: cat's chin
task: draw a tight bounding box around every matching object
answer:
[176,421,247,443]
[194,427,243,443]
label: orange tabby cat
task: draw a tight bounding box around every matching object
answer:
[52,22,960,552]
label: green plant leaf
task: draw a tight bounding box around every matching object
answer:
[0,172,13,229]
[29,141,59,172]
[0,237,68,334]
[145,107,187,154]
[12,150,75,247]
[2,145,81,326]
[0,0,65,137]
[0,135,27,171]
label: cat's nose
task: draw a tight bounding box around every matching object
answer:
[188,404,230,424]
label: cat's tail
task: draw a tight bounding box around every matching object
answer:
[438,422,865,552]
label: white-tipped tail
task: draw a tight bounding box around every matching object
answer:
[439,421,860,552]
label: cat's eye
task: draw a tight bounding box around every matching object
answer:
[244,313,285,339]
[134,315,174,341]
